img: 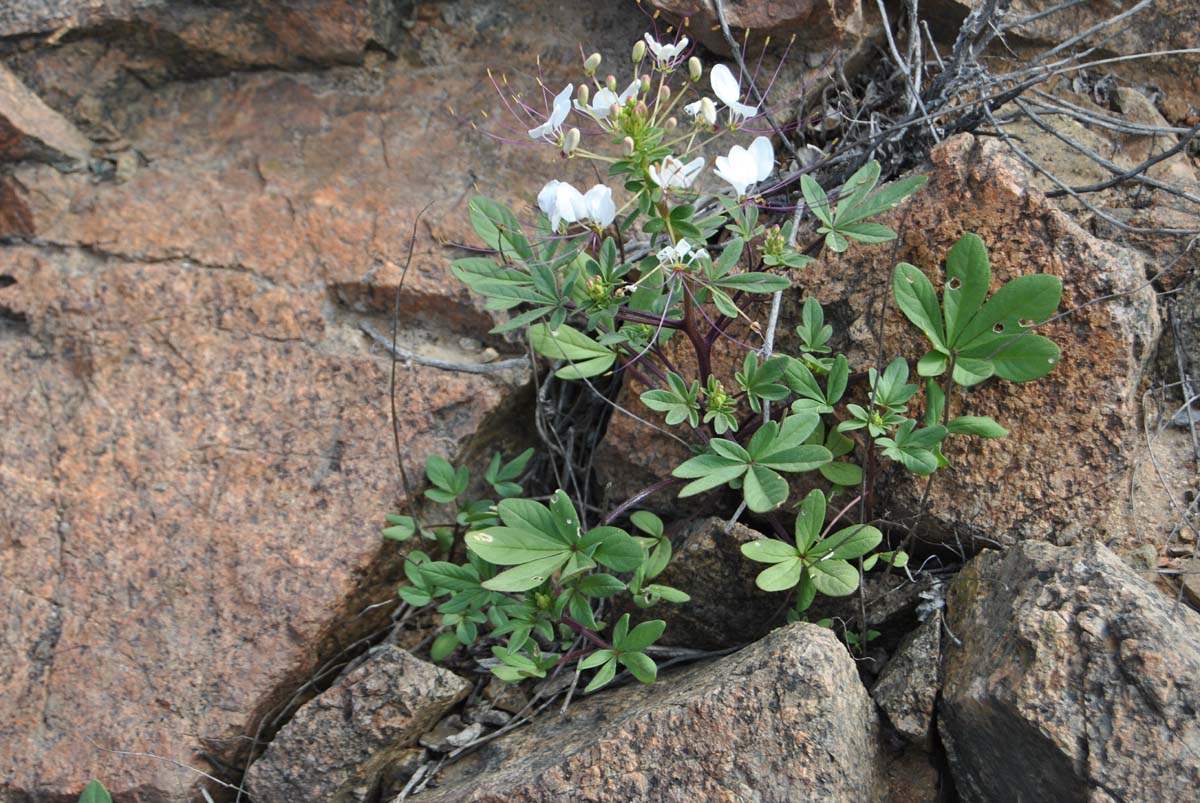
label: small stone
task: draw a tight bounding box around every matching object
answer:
[478,346,500,364]
[419,714,465,752]
[482,677,529,714]
[457,336,482,352]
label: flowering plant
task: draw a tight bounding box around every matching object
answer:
[385,32,1063,689]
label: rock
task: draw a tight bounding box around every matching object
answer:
[243,646,470,803]
[0,0,646,799]
[799,134,1160,547]
[870,614,941,745]
[414,623,887,802]
[940,540,1200,802]
[0,63,91,167]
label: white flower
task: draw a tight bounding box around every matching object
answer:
[714,136,774,197]
[576,79,639,120]
[710,64,757,122]
[528,84,574,141]
[683,97,718,127]
[657,239,694,266]
[579,184,616,228]
[537,181,615,230]
[643,33,690,68]
[538,179,585,230]
[648,155,705,189]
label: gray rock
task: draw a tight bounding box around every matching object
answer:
[414,623,887,803]
[940,540,1200,803]
[871,614,941,745]
[244,646,469,803]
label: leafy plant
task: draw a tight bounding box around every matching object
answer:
[379,32,1063,695]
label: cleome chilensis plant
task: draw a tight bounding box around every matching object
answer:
[382,32,1063,692]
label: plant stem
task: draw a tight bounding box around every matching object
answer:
[560,613,612,649]
[602,476,687,525]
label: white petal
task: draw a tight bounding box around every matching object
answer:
[681,156,705,183]
[538,180,561,225]
[684,100,702,116]
[648,163,664,187]
[748,137,775,181]
[710,64,741,107]
[618,79,641,103]
[583,185,615,227]
[549,83,574,127]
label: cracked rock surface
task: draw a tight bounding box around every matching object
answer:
[940,540,1200,802]
[0,0,641,799]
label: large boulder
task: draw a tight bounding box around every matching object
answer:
[0,0,646,799]
[940,540,1200,802]
[798,134,1160,547]
[414,623,887,802]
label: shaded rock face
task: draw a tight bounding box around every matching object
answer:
[415,623,887,803]
[244,647,470,803]
[798,134,1159,547]
[616,516,785,649]
[940,540,1200,802]
[0,0,644,800]
[870,614,940,745]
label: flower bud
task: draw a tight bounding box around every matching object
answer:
[634,101,648,116]
[658,85,671,103]
[577,84,590,107]
[632,40,647,63]
[623,136,635,156]
[665,116,678,129]
[700,97,717,127]
[562,127,581,156]
[605,74,617,91]
[640,74,651,93]
[583,52,602,75]
[688,56,702,82]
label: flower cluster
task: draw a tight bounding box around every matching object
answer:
[523,33,778,244]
